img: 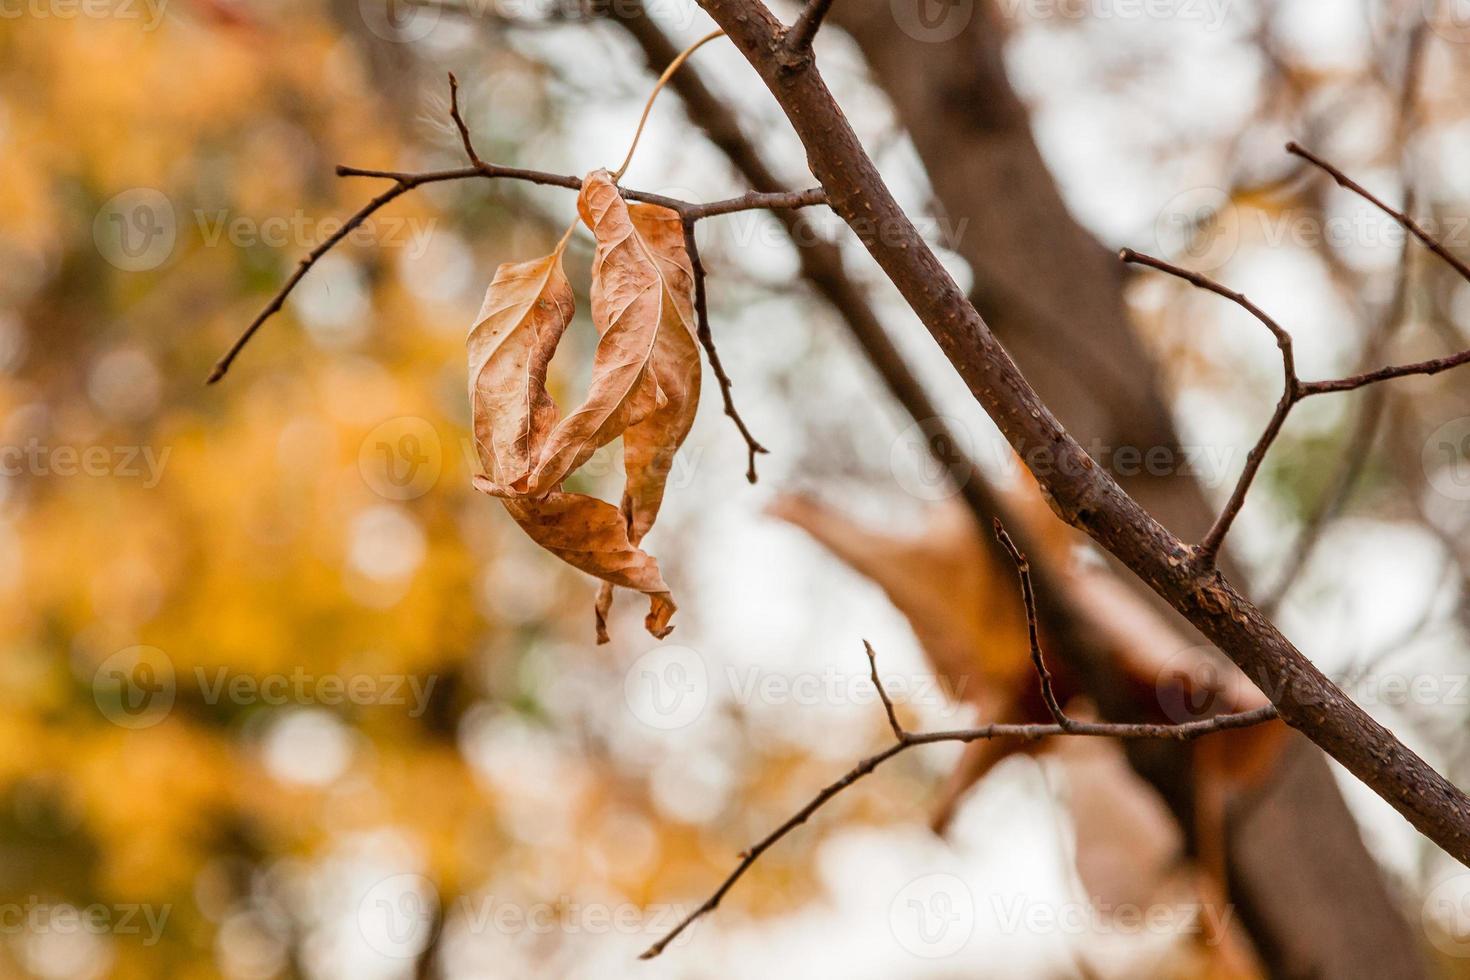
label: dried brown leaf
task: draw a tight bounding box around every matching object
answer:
[468,234,675,639]
[594,203,702,641]
[482,483,676,639]
[468,242,572,492]
[526,169,672,495]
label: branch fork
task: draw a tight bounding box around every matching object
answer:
[640,519,1277,959]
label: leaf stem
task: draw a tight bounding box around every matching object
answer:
[611,28,725,181]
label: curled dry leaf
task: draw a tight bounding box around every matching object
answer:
[526,169,673,496]
[594,202,702,642]
[482,484,675,639]
[467,227,676,640]
[468,243,572,495]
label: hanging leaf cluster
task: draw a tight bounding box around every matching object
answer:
[468,170,701,642]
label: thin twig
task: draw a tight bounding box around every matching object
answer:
[684,218,767,482]
[639,639,1278,960]
[993,518,1071,729]
[1289,141,1470,285]
[784,0,837,55]
[684,187,826,219]
[207,78,825,384]
[1120,248,1299,569]
[863,639,903,739]
[1262,21,1432,613]
[207,177,419,384]
[446,72,483,167]
[1123,224,1470,573]
[1297,349,1470,395]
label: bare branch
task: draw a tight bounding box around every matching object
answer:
[206,177,419,384]
[1120,248,1299,568]
[1259,23,1431,615]
[207,77,825,384]
[1298,349,1470,395]
[683,218,768,482]
[639,640,1277,959]
[992,519,1071,729]
[784,0,837,56]
[335,163,823,216]
[446,71,484,168]
[684,187,827,219]
[639,735,909,960]
[696,0,1470,861]
[1122,233,1470,574]
[862,639,904,740]
[1289,140,1470,285]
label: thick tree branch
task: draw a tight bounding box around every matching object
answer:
[694,0,1470,863]
[624,6,1427,972]
[607,2,1195,749]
